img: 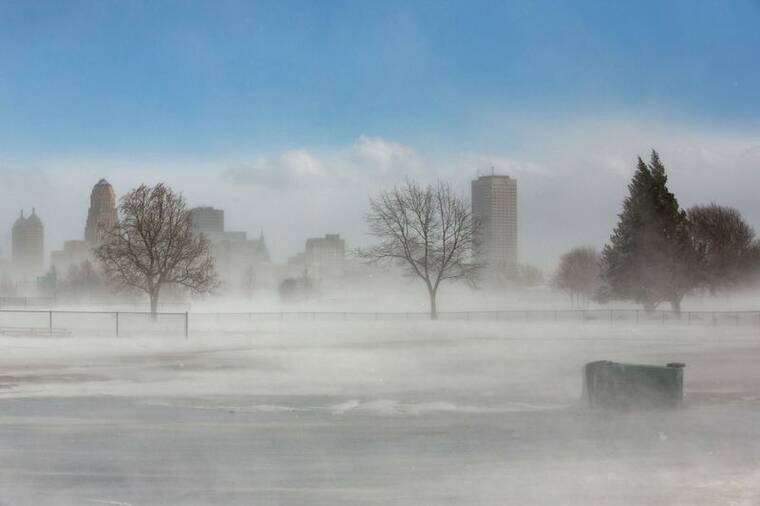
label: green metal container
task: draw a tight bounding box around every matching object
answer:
[583,361,685,410]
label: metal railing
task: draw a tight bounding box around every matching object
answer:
[187,308,760,338]
[0,308,757,338]
[190,308,760,324]
[0,296,56,308]
[0,309,188,338]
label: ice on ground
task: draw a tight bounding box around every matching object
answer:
[1,321,759,505]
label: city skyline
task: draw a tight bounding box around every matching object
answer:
[0,4,758,503]
[1,1,758,269]
[1,140,758,273]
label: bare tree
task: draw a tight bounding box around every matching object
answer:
[688,204,760,293]
[553,246,601,307]
[95,183,218,315]
[360,180,480,319]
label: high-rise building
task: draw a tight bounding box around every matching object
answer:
[471,175,518,273]
[50,240,92,274]
[12,209,44,277]
[85,179,118,243]
[305,233,345,279]
[190,207,225,238]
[189,206,271,290]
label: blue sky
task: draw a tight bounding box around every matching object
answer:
[2,0,758,157]
[1,1,759,266]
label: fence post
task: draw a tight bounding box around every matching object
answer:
[610,309,613,324]
[49,310,53,336]
[635,310,639,324]
[184,312,189,340]
[115,312,119,337]
[712,312,717,327]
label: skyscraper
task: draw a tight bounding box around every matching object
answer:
[471,174,518,274]
[189,207,225,239]
[12,209,44,276]
[189,206,270,291]
[85,179,118,243]
[305,233,346,279]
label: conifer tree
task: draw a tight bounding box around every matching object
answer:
[600,151,697,313]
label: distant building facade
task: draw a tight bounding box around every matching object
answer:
[51,179,117,274]
[190,206,225,238]
[190,206,271,291]
[85,179,118,243]
[50,240,91,274]
[212,233,270,285]
[12,209,44,277]
[471,175,518,274]
[305,233,345,279]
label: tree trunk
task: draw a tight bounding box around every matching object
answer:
[670,296,682,317]
[150,289,159,320]
[428,288,438,320]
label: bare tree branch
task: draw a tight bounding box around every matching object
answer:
[94,183,219,315]
[358,179,482,319]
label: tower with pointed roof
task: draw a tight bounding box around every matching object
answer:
[12,208,44,276]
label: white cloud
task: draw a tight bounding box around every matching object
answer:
[224,149,325,189]
[349,135,424,175]
[2,122,759,270]
[224,135,428,189]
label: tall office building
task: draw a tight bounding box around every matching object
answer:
[189,206,225,238]
[471,175,518,273]
[85,179,118,243]
[12,209,44,276]
[305,234,346,279]
[49,178,115,273]
[189,206,270,290]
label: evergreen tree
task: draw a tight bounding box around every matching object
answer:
[600,151,697,313]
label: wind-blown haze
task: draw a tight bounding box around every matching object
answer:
[1,0,759,269]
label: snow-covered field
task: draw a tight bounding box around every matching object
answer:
[1,321,759,505]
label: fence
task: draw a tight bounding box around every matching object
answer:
[0,296,56,309]
[188,309,760,335]
[0,308,758,338]
[190,308,760,325]
[0,309,188,338]
[0,296,192,312]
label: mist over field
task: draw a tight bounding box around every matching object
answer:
[3,320,760,505]
[2,1,760,505]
